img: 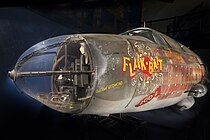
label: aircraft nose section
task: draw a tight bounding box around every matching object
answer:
[10,35,96,113]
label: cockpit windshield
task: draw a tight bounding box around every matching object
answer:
[121,29,156,43]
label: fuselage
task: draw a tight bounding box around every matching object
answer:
[80,33,206,115]
[9,28,207,115]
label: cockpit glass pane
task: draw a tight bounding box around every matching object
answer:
[153,32,171,48]
[161,34,183,52]
[16,48,57,99]
[17,35,68,62]
[126,30,155,42]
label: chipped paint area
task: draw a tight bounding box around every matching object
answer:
[135,86,161,107]
[122,41,163,95]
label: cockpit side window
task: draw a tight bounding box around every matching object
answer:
[152,31,171,48]
[161,34,183,52]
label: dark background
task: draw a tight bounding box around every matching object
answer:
[0,0,210,140]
